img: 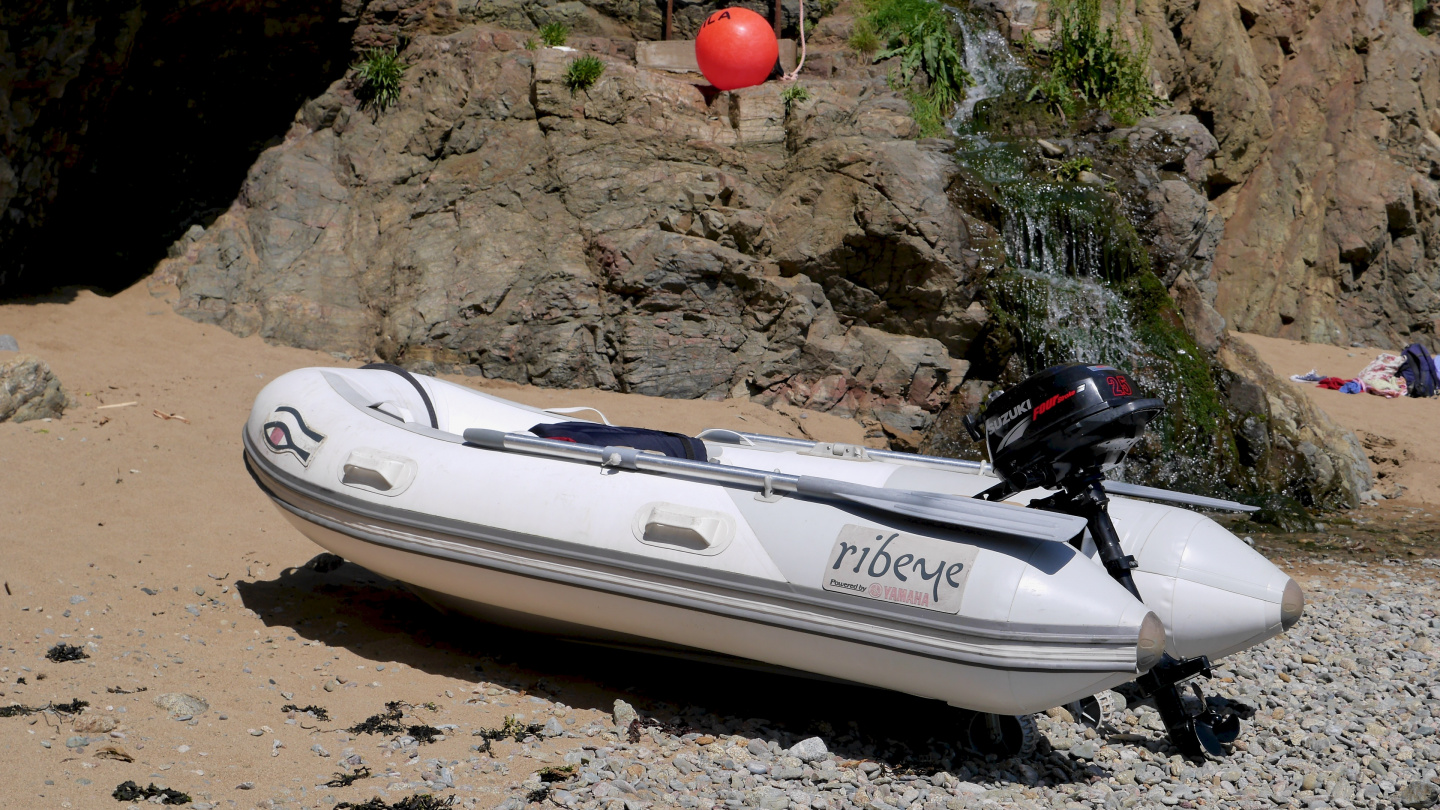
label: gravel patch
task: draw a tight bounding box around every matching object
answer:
[483,560,1436,810]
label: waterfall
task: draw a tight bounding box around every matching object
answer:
[948,8,1026,125]
[942,7,1223,491]
[947,10,1145,372]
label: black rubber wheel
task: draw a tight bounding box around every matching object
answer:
[1066,691,1115,729]
[964,712,1039,758]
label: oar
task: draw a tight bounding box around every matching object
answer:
[1099,481,1259,513]
[462,429,1087,544]
[699,429,1259,513]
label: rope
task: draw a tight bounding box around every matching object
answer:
[782,0,807,81]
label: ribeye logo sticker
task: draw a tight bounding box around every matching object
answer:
[262,406,325,465]
[822,525,978,614]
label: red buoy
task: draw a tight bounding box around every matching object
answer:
[695,7,779,91]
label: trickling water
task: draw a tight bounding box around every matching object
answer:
[942,8,1229,492]
[948,8,1026,125]
[998,184,1118,278]
[997,270,1141,368]
[950,111,1147,372]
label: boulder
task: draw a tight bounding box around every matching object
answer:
[151,24,984,442]
[1217,336,1373,508]
[0,355,67,423]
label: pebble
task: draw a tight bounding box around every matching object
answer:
[1399,780,1440,808]
[153,692,208,718]
[613,699,638,729]
[28,557,1430,810]
[787,737,829,763]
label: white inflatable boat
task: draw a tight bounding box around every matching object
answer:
[244,363,1301,757]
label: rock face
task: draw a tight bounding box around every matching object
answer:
[151,24,980,446]
[1109,114,1228,352]
[0,2,143,290]
[0,0,360,296]
[0,355,67,423]
[975,0,1440,350]
[145,1,1377,501]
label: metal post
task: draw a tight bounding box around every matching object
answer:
[774,0,782,34]
[665,0,673,40]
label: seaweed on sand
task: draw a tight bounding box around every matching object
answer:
[325,767,372,787]
[335,794,455,810]
[1,698,89,718]
[281,703,332,721]
[111,781,191,804]
[471,715,544,754]
[347,701,407,735]
[46,643,89,662]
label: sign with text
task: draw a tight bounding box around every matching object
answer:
[821,525,978,614]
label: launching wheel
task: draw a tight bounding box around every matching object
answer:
[964,712,1039,758]
[1066,691,1116,730]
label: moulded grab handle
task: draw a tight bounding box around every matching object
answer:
[632,502,735,555]
[339,448,418,496]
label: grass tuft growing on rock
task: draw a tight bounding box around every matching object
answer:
[1052,155,1093,181]
[539,22,569,47]
[1026,0,1156,123]
[862,0,972,136]
[848,18,881,54]
[780,83,812,110]
[564,55,605,94]
[353,47,408,111]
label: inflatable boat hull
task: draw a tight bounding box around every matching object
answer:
[243,367,1297,717]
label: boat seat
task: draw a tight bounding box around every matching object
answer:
[530,422,709,461]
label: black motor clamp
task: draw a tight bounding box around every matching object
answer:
[1134,654,1256,758]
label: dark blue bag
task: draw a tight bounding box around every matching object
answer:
[1399,343,1437,398]
[530,422,709,460]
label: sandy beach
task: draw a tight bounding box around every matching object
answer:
[0,285,865,809]
[2,287,1437,810]
[1237,333,1440,505]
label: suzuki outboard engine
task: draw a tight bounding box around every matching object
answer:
[972,363,1164,492]
[964,364,1254,759]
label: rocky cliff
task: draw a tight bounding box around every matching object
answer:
[149,19,989,450]
[979,0,1440,350]
[0,0,357,293]
[4,0,1384,508]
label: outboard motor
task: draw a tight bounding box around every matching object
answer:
[964,364,1254,759]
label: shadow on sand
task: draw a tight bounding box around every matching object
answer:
[233,554,1109,784]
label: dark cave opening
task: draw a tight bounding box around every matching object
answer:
[18,0,355,296]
